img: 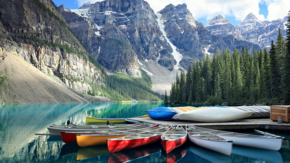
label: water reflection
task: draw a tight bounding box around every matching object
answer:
[0,102,162,162]
[188,145,231,163]
[232,146,283,163]
[164,144,187,163]
[108,144,163,163]
[77,145,109,161]
[0,102,289,163]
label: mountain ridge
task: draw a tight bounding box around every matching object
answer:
[205,13,287,49]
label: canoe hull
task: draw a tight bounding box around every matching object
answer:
[86,115,148,124]
[107,135,161,153]
[146,107,177,120]
[217,135,283,151]
[61,133,77,143]
[61,132,102,143]
[86,116,126,123]
[173,107,252,122]
[188,134,232,156]
[77,134,129,147]
[161,136,187,154]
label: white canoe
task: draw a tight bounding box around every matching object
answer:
[173,107,252,122]
[187,127,233,155]
[194,126,283,151]
[47,124,147,135]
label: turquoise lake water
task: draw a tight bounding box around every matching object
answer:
[0,102,289,162]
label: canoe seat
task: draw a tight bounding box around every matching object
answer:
[76,126,92,129]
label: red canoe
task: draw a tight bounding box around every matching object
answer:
[107,127,169,153]
[61,132,103,143]
[161,127,187,154]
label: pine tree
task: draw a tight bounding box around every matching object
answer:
[233,48,243,102]
[259,49,265,98]
[282,13,290,104]
[188,88,193,104]
[270,40,281,103]
[276,28,286,72]
[202,55,212,98]
[164,91,168,105]
[185,63,192,101]
[249,59,255,103]
[191,59,196,102]
[263,48,271,99]
[180,71,187,104]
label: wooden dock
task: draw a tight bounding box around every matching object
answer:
[126,117,290,131]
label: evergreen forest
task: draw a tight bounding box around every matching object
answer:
[166,14,290,105]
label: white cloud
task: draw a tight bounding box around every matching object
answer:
[263,0,290,20]
[76,0,289,22]
[144,0,266,21]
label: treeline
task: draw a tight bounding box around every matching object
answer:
[167,19,290,105]
[90,70,162,101]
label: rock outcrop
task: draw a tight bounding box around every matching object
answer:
[0,0,104,95]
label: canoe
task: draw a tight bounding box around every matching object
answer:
[146,107,194,120]
[173,107,252,122]
[107,127,170,153]
[86,115,148,124]
[60,124,152,143]
[146,107,177,120]
[187,127,233,156]
[195,126,283,151]
[47,123,142,135]
[77,125,158,147]
[161,127,187,153]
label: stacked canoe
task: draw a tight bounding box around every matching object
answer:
[47,123,284,156]
[146,106,253,122]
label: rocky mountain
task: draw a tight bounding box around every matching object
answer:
[59,0,176,73]
[206,13,287,49]
[206,15,236,36]
[61,2,260,70]
[58,1,260,94]
[158,4,260,68]
[0,0,105,102]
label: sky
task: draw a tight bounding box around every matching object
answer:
[52,0,290,26]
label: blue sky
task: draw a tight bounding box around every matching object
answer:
[52,0,286,26]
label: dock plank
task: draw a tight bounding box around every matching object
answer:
[126,118,290,130]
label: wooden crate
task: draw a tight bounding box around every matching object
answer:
[270,105,290,123]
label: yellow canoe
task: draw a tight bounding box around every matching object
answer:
[77,134,129,147]
[86,115,148,124]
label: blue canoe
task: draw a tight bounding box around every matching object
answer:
[146,107,177,120]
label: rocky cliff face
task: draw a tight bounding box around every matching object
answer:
[237,13,287,49]
[158,4,260,68]
[0,0,104,94]
[206,13,287,49]
[60,0,176,73]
